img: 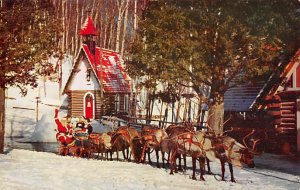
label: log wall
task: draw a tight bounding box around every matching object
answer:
[66,90,132,119]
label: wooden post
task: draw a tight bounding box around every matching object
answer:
[0,87,5,153]
[36,97,40,124]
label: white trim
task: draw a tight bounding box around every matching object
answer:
[83,92,95,119]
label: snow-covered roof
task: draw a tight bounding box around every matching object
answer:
[83,45,131,93]
[224,81,266,112]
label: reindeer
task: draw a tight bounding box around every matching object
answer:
[140,125,168,168]
[206,128,262,182]
[89,132,112,159]
[164,123,193,171]
[109,132,130,161]
[115,126,143,162]
[160,138,179,175]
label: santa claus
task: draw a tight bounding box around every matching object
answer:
[54,109,74,146]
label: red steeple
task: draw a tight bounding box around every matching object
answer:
[80,16,98,36]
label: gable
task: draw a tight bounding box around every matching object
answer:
[63,49,101,93]
[68,56,100,91]
[274,49,300,93]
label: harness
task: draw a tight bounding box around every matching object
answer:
[227,141,236,160]
[176,132,204,154]
[116,129,131,143]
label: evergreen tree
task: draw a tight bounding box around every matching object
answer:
[0,0,60,153]
[128,0,300,134]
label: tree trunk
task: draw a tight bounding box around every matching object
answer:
[121,0,130,57]
[207,101,224,135]
[61,0,65,52]
[115,0,125,53]
[133,0,137,38]
[0,87,5,153]
[74,0,80,55]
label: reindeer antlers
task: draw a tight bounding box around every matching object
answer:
[243,129,255,149]
[222,127,234,136]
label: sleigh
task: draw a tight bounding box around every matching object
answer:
[68,130,92,158]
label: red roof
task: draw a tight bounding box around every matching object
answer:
[82,45,131,93]
[80,16,98,36]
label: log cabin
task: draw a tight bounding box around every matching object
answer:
[63,16,135,120]
[224,49,300,154]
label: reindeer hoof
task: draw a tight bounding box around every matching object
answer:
[200,177,205,181]
[192,177,197,180]
[170,172,174,175]
[206,171,213,175]
[231,179,236,183]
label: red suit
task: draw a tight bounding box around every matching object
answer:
[54,109,74,145]
[56,133,74,145]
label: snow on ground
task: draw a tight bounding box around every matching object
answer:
[0,149,299,190]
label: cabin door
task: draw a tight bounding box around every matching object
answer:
[84,93,94,119]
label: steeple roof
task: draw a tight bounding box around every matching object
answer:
[79,16,98,36]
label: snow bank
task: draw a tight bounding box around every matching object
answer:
[0,149,299,190]
[18,114,57,143]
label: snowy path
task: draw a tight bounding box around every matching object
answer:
[0,149,299,190]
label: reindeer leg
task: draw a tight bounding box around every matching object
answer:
[162,152,165,168]
[128,151,132,162]
[167,152,170,166]
[206,158,212,174]
[174,156,178,174]
[126,148,129,161]
[229,163,236,182]
[140,143,147,163]
[155,149,160,168]
[110,151,113,161]
[177,154,183,171]
[192,157,197,180]
[199,157,205,181]
[122,149,126,161]
[106,152,109,160]
[183,154,187,171]
[221,160,226,181]
[148,148,152,165]
[169,150,177,175]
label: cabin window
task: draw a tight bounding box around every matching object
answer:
[86,68,91,82]
[124,95,129,113]
[115,94,120,114]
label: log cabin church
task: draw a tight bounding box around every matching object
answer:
[63,16,134,120]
